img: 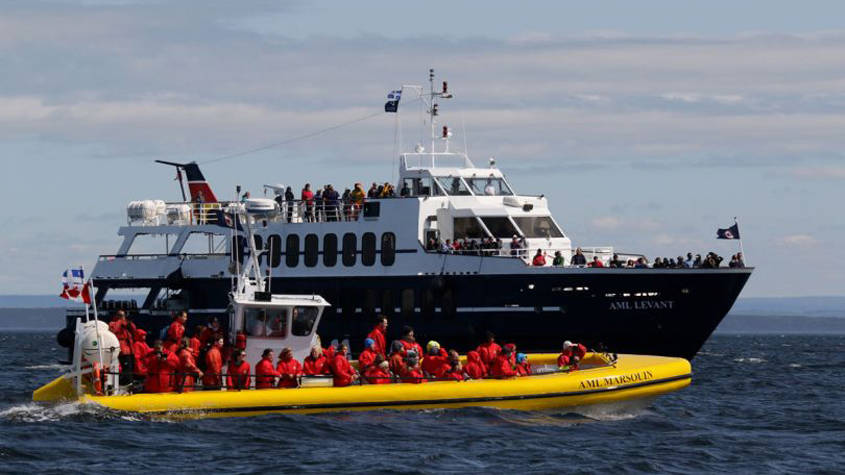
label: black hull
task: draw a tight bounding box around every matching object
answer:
[64,269,751,360]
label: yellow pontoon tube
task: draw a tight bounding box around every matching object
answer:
[62,353,691,419]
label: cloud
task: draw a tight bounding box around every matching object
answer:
[776,234,819,247]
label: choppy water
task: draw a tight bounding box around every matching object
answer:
[1,332,844,473]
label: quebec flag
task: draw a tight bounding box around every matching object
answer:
[384,90,401,113]
[60,268,90,303]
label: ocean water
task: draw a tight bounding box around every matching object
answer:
[1,332,843,473]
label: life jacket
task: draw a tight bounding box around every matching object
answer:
[400,340,423,358]
[189,337,202,358]
[464,351,487,379]
[276,357,303,388]
[177,347,201,392]
[131,329,151,377]
[476,342,501,366]
[108,319,133,356]
[489,354,516,378]
[255,358,279,389]
[366,327,386,357]
[202,344,223,388]
[226,361,250,390]
[444,368,464,381]
[389,352,406,376]
[357,348,377,372]
[144,350,179,393]
[400,366,426,384]
[164,320,185,353]
[557,354,571,368]
[516,361,531,376]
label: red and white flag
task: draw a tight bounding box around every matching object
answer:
[60,268,88,302]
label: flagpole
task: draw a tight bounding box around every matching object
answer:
[85,270,105,369]
[735,217,746,265]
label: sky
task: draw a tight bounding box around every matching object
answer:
[0,0,843,297]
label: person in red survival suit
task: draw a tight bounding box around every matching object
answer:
[189,325,204,358]
[532,249,547,266]
[363,355,392,384]
[421,341,450,378]
[177,337,203,392]
[303,346,328,375]
[489,345,517,378]
[476,331,502,367]
[131,328,151,379]
[255,348,280,389]
[515,353,531,376]
[503,343,517,366]
[202,337,224,389]
[358,338,378,373]
[144,340,180,393]
[464,351,487,379]
[199,317,222,347]
[331,344,358,387]
[388,340,407,376]
[443,351,465,381]
[276,347,302,388]
[366,315,388,357]
[109,310,134,381]
[561,341,587,364]
[399,326,424,358]
[164,311,187,354]
[400,350,426,384]
[227,350,251,390]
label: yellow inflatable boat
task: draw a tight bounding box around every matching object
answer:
[34,353,691,419]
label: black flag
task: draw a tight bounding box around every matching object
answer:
[384,90,401,113]
[716,223,740,240]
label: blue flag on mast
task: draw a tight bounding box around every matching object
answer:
[384,90,401,113]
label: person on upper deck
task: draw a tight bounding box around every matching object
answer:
[509,235,521,257]
[570,248,587,266]
[358,338,378,372]
[532,249,547,266]
[363,355,392,384]
[400,182,411,197]
[276,347,302,388]
[331,344,358,387]
[301,183,314,222]
[464,351,486,379]
[226,350,250,390]
[610,254,624,268]
[303,345,328,375]
[366,316,388,357]
[476,331,502,367]
[177,337,203,392]
[421,341,450,378]
[240,191,250,202]
[399,326,424,358]
[367,182,379,198]
[552,251,565,267]
[590,256,605,268]
[350,183,366,218]
[380,183,395,197]
[284,186,295,223]
[255,348,279,389]
[202,337,224,389]
[164,311,187,354]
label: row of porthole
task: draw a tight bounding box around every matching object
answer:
[238,232,397,268]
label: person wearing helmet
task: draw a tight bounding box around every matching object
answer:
[515,353,531,376]
[463,350,487,379]
[366,316,388,357]
[358,338,378,372]
[421,341,450,378]
[363,355,392,384]
[561,340,588,364]
[276,347,303,388]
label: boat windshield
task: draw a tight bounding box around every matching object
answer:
[244,307,287,337]
[513,216,564,238]
[467,177,513,196]
[435,177,472,196]
[291,306,319,336]
[480,216,520,238]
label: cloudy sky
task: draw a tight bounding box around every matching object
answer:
[0,0,843,297]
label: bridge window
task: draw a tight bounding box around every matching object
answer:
[467,177,513,196]
[381,232,396,266]
[304,234,318,267]
[291,306,319,336]
[454,217,486,239]
[285,234,299,267]
[342,233,356,266]
[267,234,281,267]
[480,217,519,238]
[362,232,376,266]
[435,176,472,196]
[244,307,287,338]
[323,233,338,267]
[513,216,564,238]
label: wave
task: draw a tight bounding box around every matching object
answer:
[24,364,70,370]
[733,357,766,363]
[0,401,113,422]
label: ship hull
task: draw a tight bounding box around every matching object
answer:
[65,268,751,360]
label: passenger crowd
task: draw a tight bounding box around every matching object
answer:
[105,313,587,393]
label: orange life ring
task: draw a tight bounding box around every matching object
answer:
[92,362,103,395]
